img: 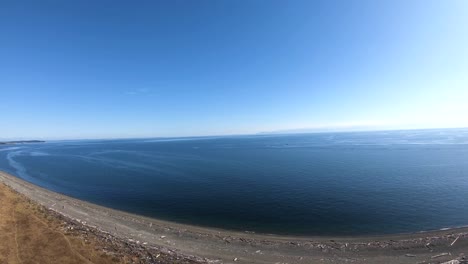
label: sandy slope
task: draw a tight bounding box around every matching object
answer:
[0,181,125,264]
[1,171,467,263]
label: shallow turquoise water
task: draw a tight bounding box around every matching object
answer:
[1,129,468,235]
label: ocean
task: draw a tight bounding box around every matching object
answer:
[1,128,468,236]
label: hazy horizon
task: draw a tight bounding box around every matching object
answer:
[1,1,467,139]
[2,125,468,141]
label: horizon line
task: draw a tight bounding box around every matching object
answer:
[2,126,468,142]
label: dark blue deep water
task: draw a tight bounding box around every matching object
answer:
[1,129,468,236]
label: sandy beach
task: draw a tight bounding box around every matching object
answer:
[1,170,467,264]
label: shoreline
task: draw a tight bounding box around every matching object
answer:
[1,169,466,240]
[1,170,467,263]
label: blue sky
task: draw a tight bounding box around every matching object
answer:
[1,0,467,139]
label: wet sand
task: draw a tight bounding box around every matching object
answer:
[1,171,467,263]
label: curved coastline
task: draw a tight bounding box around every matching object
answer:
[1,170,467,263]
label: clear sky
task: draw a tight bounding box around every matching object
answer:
[1,0,467,139]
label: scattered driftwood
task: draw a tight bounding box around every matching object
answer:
[441,260,460,264]
[431,252,450,259]
[441,256,468,264]
[450,236,460,246]
[425,242,434,251]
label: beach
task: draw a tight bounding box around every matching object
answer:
[1,171,467,263]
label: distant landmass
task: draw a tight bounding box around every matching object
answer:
[258,126,382,135]
[0,140,45,145]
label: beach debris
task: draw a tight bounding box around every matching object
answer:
[450,236,460,246]
[441,260,460,264]
[425,242,433,251]
[160,235,166,239]
[405,254,416,257]
[255,250,261,253]
[441,256,467,264]
[233,257,238,261]
[432,252,450,259]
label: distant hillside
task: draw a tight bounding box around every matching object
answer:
[0,140,45,145]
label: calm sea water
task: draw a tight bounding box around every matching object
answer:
[1,129,468,236]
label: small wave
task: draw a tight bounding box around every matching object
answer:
[0,146,22,152]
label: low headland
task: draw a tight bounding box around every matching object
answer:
[0,140,45,145]
[0,171,467,264]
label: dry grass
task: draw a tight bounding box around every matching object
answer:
[0,183,125,264]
